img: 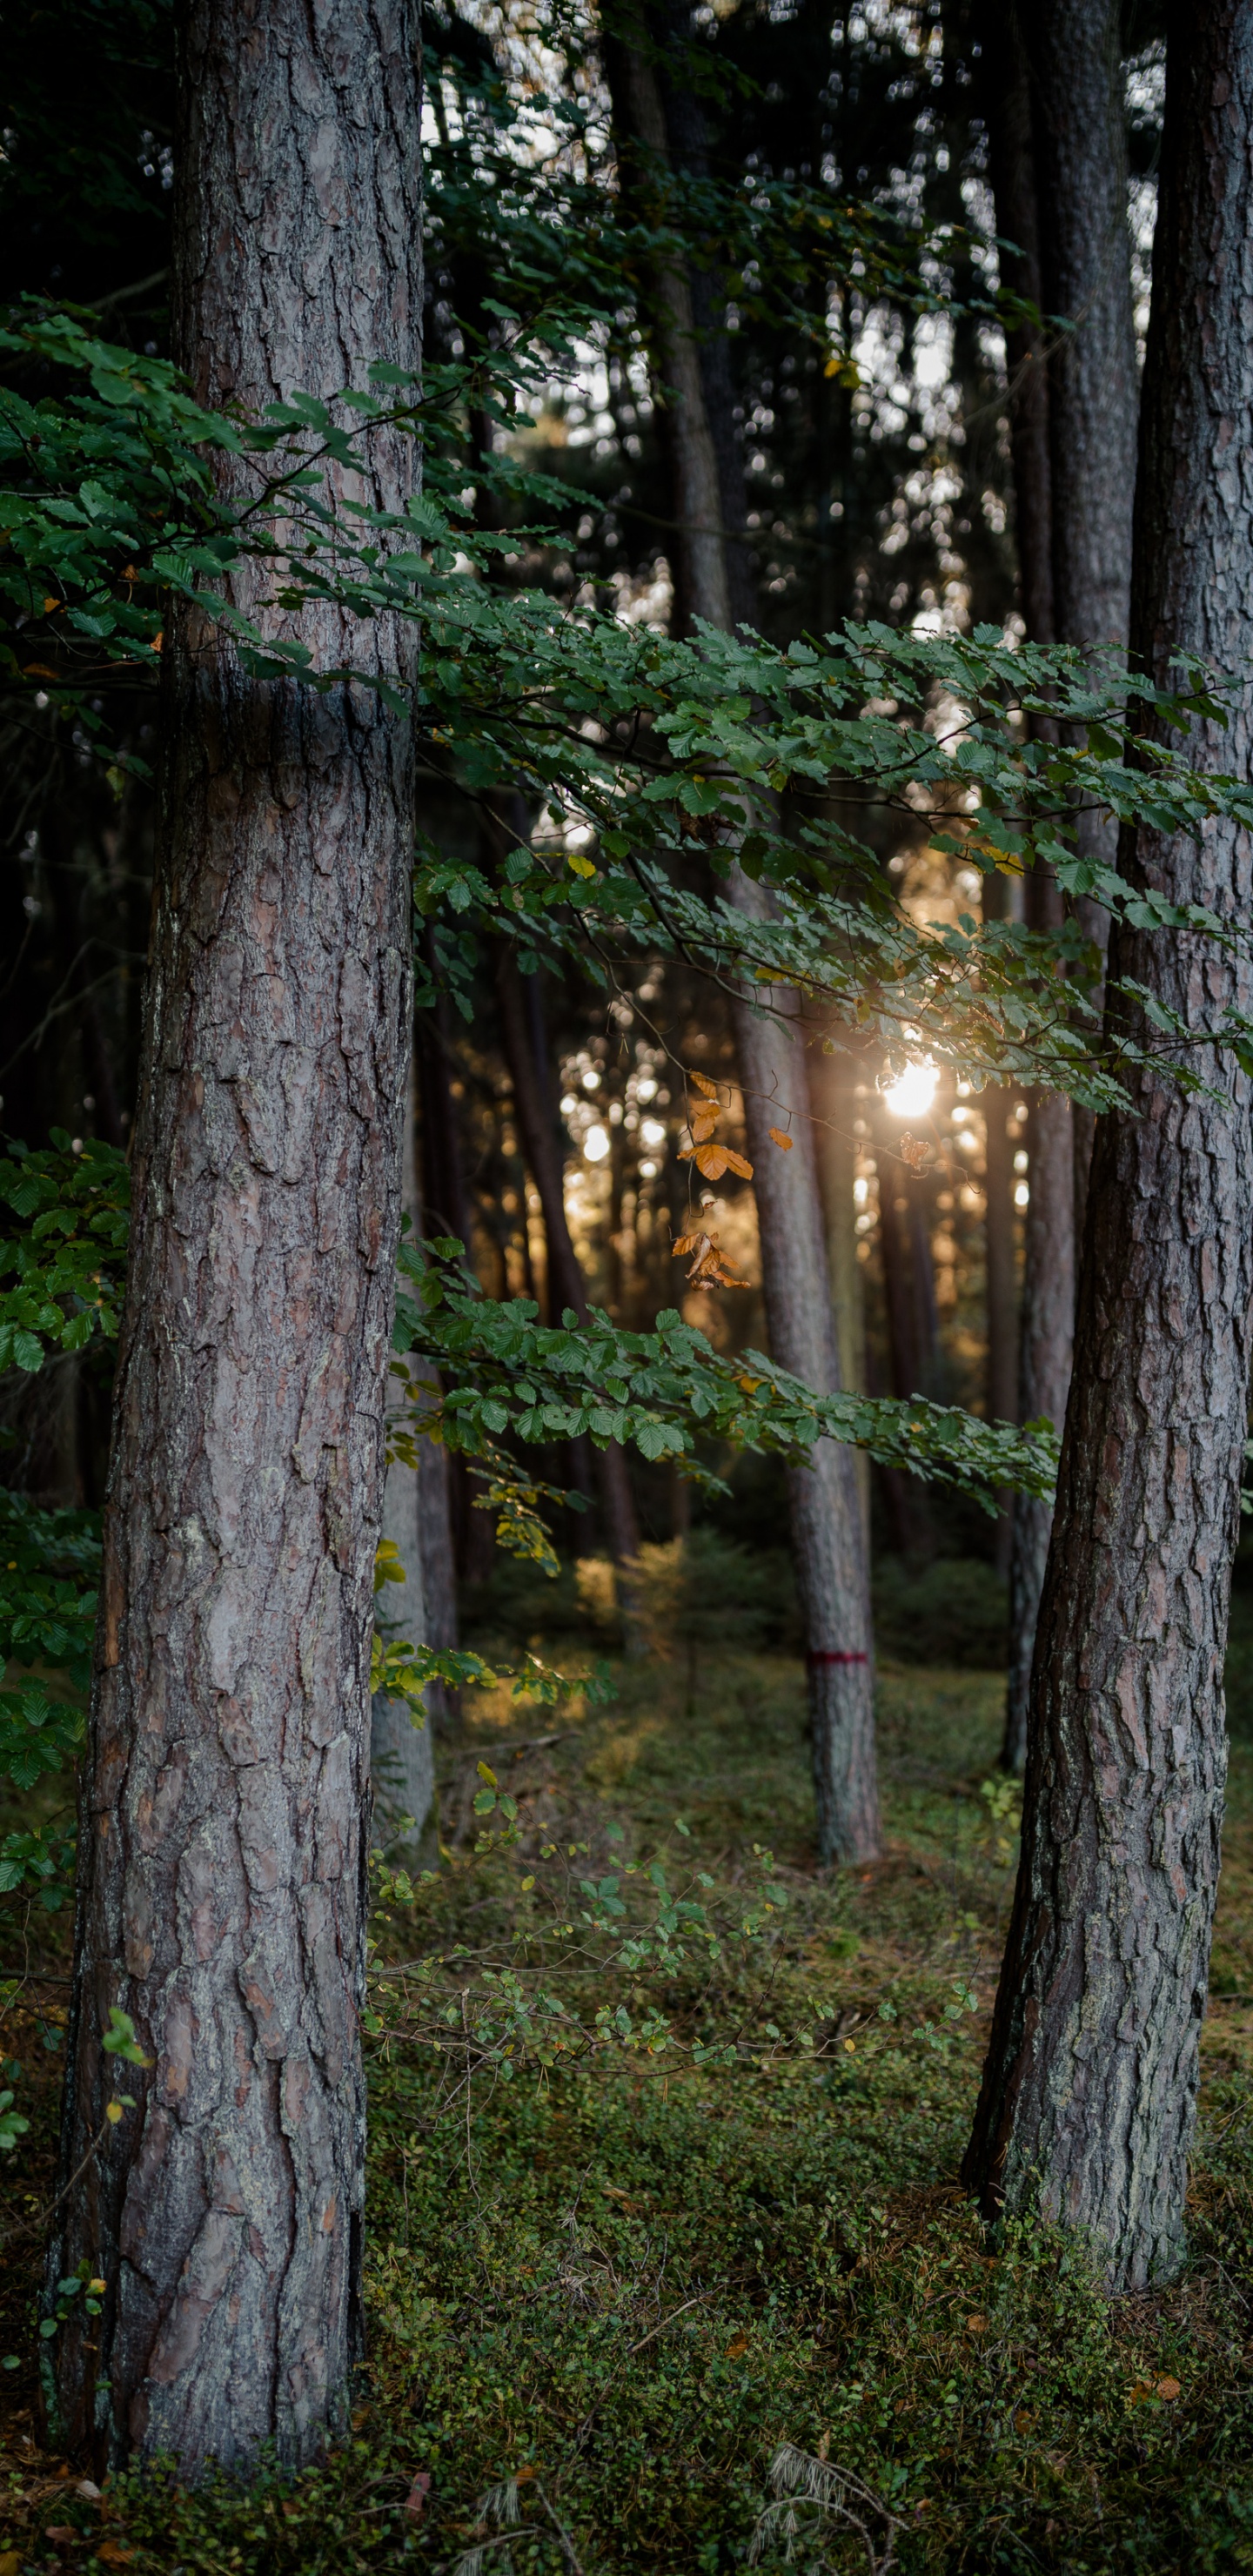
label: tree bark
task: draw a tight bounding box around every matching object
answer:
[46,0,421,2471]
[964,1,1253,2286]
[372,1047,435,1851]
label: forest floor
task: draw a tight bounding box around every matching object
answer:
[2,1591,1253,2573]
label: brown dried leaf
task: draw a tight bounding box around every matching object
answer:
[671,1231,702,1258]
[767,1125,794,1151]
[692,1143,729,1180]
[899,1131,932,1172]
[689,1101,720,1144]
[720,1146,754,1179]
[688,1069,720,1100]
[724,2333,749,2358]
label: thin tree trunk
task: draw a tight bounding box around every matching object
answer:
[982,1086,1018,1578]
[875,1114,935,1567]
[606,26,880,1852]
[975,1,1054,650]
[494,947,644,1646]
[46,0,421,2470]
[1026,0,1138,1207]
[372,1046,435,1850]
[985,1,1134,1720]
[1002,1087,1074,1773]
[964,3,1253,2286]
[734,965,878,1862]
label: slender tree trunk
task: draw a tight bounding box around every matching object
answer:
[1027,0,1138,1204]
[735,972,879,1862]
[606,25,880,1851]
[982,1086,1018,1578]
[985,0,1135,1720]
[46,0,421,2470]
[1002,1086,1074,1773]
[372,1046,435,1849]
[975,2,1054,651]
[602,23,732,637]
[808,1043,869,1543]
[875,1113,935,1566]
[964,3,1253,2286]
[494,947,644,1643]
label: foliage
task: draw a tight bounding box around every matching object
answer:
[6,312,1253,1113]
[0,1132,128,1374]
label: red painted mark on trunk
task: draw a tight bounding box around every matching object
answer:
[807,1650,868,1666]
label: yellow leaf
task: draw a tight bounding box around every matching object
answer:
[23,662,59,679]
[688,1070,720,1100]
[42,595,60,613]
[720,1147,753,1179]
[566,851,596,880]
[477,1761,498,1788]
[105,2100,124,2124]
[767,1126,794,1150]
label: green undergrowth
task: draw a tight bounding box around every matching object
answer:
[3,1616,1253,2572]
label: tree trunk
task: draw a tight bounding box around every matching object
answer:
[985,3,1135,1717]
[975,0,1055,652]
[372,1047,435,1851]
[605,27,880,1851]
[733,926,880,1864]
[1026,0,1138,1204]
[982,1087,1018,1580]
[493,947,644,1643]
[963,3,1253,2286]
[46,0,421,2472]
[1002,1087,1074,1773]
[602,23,732,637]
[874,1110,935,1566]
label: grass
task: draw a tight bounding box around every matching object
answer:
[2,1565,1253,2572]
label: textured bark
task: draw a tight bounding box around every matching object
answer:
[372,1050,434,1850]
[964,2,1253,2285]
[47,0,421,2470]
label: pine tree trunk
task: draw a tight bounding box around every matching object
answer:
[982,1086,1019,1580]
[987,0,1136,1731]
[733,919,879,1865]
[46,0,421,2470]
[606,21,877,1847]
[1002,1084,1074,1773]
[975,0,1054,652]
[372,1049,435,1850]
[964,3,1253,2285]
[494,948,644,1644]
